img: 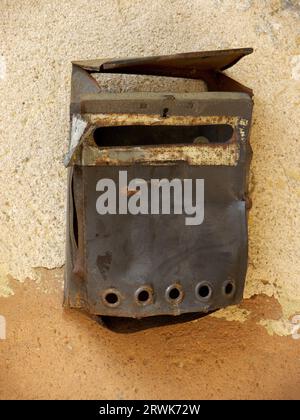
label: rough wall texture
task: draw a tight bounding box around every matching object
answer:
[0,0,300,334]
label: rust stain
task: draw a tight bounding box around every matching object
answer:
[84,113,239,127]
[66,113,247,167]
[83,142,240,167]
[97,252,112,281]
[127,189,139,198]
[119,186,139,197]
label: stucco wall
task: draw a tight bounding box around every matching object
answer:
[0,0,300,335]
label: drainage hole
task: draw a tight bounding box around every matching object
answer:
[198,285,211,298]
[137,290,150,303]
[168,287,180,300]
[225,282,234,295]
[105,292,119,305]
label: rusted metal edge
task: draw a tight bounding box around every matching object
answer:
[71,48,253,96]
[72,48,253,73]
[82,143,240,167]
[84,113,240,127]
[65,113,248,167]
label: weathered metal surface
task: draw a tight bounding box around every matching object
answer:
[84,112,240,126]
[64,49,253,323]
[72,48,253,73]
[82,143,240,167]
[65,92,251,167]
[72,48,253,96]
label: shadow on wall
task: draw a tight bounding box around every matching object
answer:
[100,312,215,333]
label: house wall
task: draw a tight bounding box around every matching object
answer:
[0,0,300,335]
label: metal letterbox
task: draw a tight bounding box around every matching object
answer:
[64,49,253,323]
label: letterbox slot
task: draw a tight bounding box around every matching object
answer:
[93,124,234,147]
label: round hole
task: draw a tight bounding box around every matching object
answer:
[169,288,180,300]
[138,290,150,302]
[198,285,210,298]
[223,281,235,297]
[135,286,153,306]
[165,284,184,304]
[102,289,121,307]
[195,282,212,301]
[105,293,118,304]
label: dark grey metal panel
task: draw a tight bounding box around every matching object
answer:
[82,164,247,318]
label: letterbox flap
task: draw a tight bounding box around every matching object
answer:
[70,48,253,109]
[72,48,253,75]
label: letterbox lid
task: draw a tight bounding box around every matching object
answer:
[72,48,253,75]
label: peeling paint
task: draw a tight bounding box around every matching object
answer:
[210,306,251,323]
[0,266,13,297]
[258,318,293,337]
[82,142,240,167]
[85,113,240,127]
[0,55,6,80]
[70,115,87,149]
[291,55,300,80]
[64,115,88,166]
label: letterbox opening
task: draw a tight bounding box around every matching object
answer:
[92,124,234,147]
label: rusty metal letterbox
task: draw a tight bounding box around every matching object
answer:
[64,49,253,323]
